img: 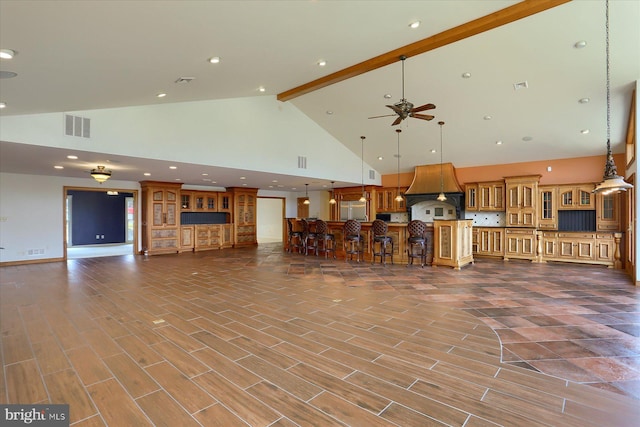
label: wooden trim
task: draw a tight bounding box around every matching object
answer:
[277,0,571,102]
[1,257,65,267]
[626,89,636,168]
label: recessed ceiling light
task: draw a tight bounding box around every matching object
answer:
[383,94,392,99]
[272,179,278,183]
[209,56,220,64]
[175,178,182,181]
[431,149,436,153]
[581,129,590,134]
[317,59,326,67]
[0,102,5,109]
[240,176,246,180]
[201,173,208,176]
[409,21,420,29]
[522,136,533,142]
[67,155,78,159]
[54,165,64,169]
[462,72,471,79]
[258,86,266,92]
[0,49,16,59]
[377,156,383,160]
[169,166,177,169]
[144,172,151,176]
[157,93,167,98]
[547,166,553,172]
[579,98,590,104]
[496,140,503,145]
[484,115,492,120]
[326,110,333,115]
[242,183,247,186]
[202,178,212,182]
[0,71,17,79]
[574,40,587,49]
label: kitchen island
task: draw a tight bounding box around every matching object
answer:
[285,219,434,265]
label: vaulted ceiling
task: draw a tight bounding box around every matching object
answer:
[0,0,638,190]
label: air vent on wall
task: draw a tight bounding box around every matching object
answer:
[64,114,90,138]
[298,156,307,169]
[369,169,375,180]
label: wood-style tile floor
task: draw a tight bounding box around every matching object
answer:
[1,243,639,426]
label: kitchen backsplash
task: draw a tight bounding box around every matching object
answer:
[389,212,409,223]
[464,211,506,227]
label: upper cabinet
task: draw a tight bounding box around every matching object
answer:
[558,184,595,210]
[465,181,504,212]
[465,184,478,211]
[596,192,621,231]
[181,191,221,212]
[505,175,540,227]
[478,181,505,211]
[375,187,407,213]
[538,185,558,230]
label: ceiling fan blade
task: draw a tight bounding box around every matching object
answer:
[391,116,403,126]
[411,103,436,113]
[412,114,435,121]
[386,104,403,115]
[368,114,396,119]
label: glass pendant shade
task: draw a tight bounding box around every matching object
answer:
[90,165,112,183]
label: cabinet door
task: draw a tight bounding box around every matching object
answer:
[206,193,217,211]
[597,193,620,231]
[492,184,505,210]
[466,184,478,211]
[538,186,557,229]
[491,229,504,256]
[376,192,385,212]
[596,237,614,263]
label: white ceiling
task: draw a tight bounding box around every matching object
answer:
[0,0,638,190]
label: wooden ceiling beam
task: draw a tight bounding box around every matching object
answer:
[277,0,571,102]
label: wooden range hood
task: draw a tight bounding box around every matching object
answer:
[406,163,464,195]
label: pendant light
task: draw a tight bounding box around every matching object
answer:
[329,181,337,205]
[359,136,366,202]
[394,129,404,202]
[437,121,447,201]
[90,165,112,183]
[593,0,632,195]
[303,183,310,205]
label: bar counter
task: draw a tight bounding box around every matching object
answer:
[285,219,434,265]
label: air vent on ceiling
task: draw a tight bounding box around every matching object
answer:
[64,114,90,138]
[298,156,307,169]
[513,81,529,90]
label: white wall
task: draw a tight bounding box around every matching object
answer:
[0,172,139,263]
[0,96,380,187]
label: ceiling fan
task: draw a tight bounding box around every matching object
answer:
[369,55,436,126]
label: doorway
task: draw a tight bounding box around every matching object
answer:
[64,187,138,259]
[257,197,284,244]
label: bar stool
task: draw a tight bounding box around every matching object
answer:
[313,219,336,259]
[343,219,364,262]
[407,219,427,267]
[371,219,393,265]
[286,219,305,254]
[302,218,319,256]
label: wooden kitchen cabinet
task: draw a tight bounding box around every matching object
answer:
[141,181,182,255]
[504,228,537,261]
[465,183,478,211]
[478,181,505,211]
[505,175,540,227]
[558,184,595,209]
[230,187,258,246]
[432,219,474,269]
[540,231,618,267]
[375,187,407,213]
[474,227,504,257]
[596,192,621,231]
[180,226,195,251]
[538,185,558,230]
